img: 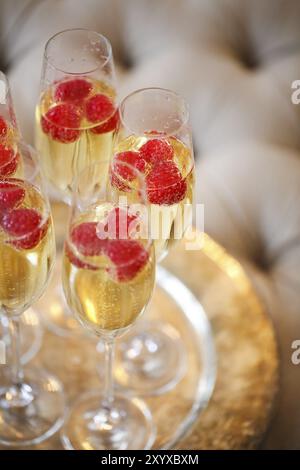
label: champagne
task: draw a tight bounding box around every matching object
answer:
[62,205,155,334]
[0,180,55,316]
[113,135,194,260]
[35,78,117,201]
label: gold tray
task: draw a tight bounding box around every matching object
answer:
[165,233,279,449]
[0,220,279,449]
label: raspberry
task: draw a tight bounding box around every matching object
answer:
[115,151,146,180]
[70,222,106,256]
[111,151,146,191]
[0,117,8,137]
[90,108,119,134]
[0,181,25,212]
[54,78,92,103]
[65,242,98,270]
[146,160,187,205]
[85,93,114,123]
[100,207,138,239]
[139,139,173,164]
[41,103,82,143]
[0,145,19,177]
[105,239,149,281]
[1,208,48,249]
[1,154,19,177]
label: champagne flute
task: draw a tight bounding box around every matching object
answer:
[61,160,156,450]
[0,141,65,446]
[0,70,18,141]
[0,71,43,364]
[112,88,195,394]
[35,28,118,337]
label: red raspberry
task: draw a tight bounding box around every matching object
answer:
[0,145,19,177]
[54,78,92,103]
[1,208,48,249]
[70,222,106,256]
[65,242,98,270]
[1,154,19,177]
[90,108,119,134]
[114,151,146,181]
[111,151,146,191]
[100,207,138,239]
[105,239,149,281]
[85,93,115,124]
[146,160,187,205]
[41,103,82,143]
[139,139,173,164]
[0,181,25,212]
[0,117,8,137]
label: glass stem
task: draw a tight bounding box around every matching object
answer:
[103,337,115,409]
[9,316,24,387]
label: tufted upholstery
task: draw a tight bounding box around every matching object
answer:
[2,0,300,449]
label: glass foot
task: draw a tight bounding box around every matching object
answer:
[0,309,43,365]
[61,390,155,450]
[35,257,88,338]
[115,321,187,396]
[0,368,65,446]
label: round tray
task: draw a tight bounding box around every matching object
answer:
[0,224,279,450]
